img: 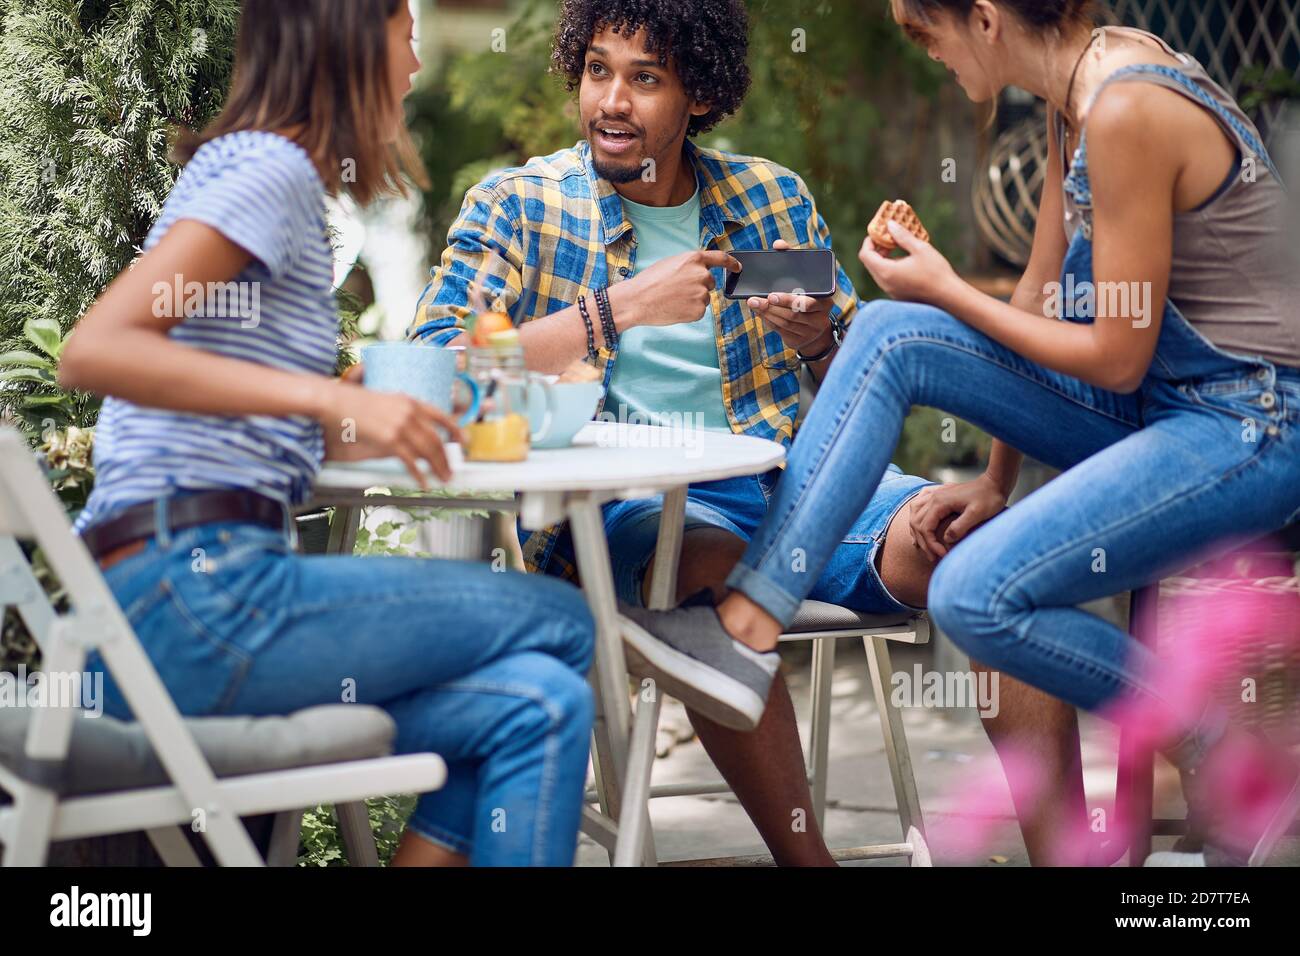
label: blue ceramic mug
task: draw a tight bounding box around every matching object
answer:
[510,379,605,449]
[360,342,480,426]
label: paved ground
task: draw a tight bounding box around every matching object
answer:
[577,621,1300,868]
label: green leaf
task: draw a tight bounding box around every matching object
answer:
[0,350,52,370]
[0,367,55,386]
[16,409,70,435]
[20,394,72,408]
[23,319,64,360]
[375,521,395,538]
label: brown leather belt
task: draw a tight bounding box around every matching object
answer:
[82,491,289,571]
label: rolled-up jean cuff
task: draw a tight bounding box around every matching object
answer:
[404,818,473,858]
[725,563,802,630]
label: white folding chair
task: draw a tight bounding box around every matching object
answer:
[609,603,932,867]
[0,428,446,866]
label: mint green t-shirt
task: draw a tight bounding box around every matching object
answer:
[605,189,730,432]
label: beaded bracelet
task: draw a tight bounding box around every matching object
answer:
[577,295,598,359]
[594,286,618,350]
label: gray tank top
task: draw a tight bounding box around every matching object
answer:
[1057,27,1299,369]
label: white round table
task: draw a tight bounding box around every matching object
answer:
[316,419,785,493]
[310,420,786,866]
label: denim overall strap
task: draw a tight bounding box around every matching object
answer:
[1065,64,1282,212]
[1112,65,1276,179]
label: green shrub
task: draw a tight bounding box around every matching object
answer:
[0,0,241,426]
[1,316,102,449]
[298,795,417,867]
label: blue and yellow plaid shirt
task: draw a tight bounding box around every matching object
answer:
[411,138,861,579]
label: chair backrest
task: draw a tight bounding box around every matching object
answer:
[0,428,261,861]
[0,429,129,652]
[0,429,44,539]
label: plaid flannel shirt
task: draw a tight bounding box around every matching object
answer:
[410,138,861,580]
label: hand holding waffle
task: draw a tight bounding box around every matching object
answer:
[859,199,962,308]
[867,200,931,252]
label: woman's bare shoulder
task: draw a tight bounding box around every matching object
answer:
[1095,34,1183,76]
[1084,33,1214,135]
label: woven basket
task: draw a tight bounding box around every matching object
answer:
[1155,554,1300,744]
[973,113,1049,268]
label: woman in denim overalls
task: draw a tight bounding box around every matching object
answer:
[627,3,1300,865]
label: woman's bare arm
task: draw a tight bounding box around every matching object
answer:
[865,85,1178,395]
[937,87,1173,393]
[60,221,336,418]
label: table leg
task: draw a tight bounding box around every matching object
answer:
[587,683,622,849]
[614,682,662,867]
[567,493,662,866]
[587,727,611,818]
[647,487,687,610]
[615,486,688,866]
[327,505,362,556]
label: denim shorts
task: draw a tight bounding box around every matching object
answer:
[601,464,934,613]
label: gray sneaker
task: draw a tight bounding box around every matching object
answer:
[618,590,779,732]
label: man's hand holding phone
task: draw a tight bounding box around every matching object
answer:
[598,241,837,356]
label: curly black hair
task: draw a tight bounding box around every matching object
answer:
[551,0,752,137]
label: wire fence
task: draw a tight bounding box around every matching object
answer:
[1110,0,1300,136]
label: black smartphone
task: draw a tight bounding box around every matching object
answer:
[723,249,836,300]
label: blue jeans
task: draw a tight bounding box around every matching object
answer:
[90,512,596,866]
[727,298,1300,716]
[600,467,933,612]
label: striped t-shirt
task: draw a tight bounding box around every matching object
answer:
[75,131,337,532]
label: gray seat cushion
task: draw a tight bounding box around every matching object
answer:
[785,600,919,635]
[0,705,395,796]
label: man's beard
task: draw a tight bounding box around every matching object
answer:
[591,154,645,184]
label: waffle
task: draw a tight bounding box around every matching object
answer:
[868,200,930,251]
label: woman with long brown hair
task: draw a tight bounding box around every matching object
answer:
[60,0,596,867]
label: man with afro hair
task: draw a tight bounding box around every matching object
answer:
[412,0,976,867]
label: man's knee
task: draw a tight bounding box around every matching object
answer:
[877,499,936,609]
[642,527,747,606]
